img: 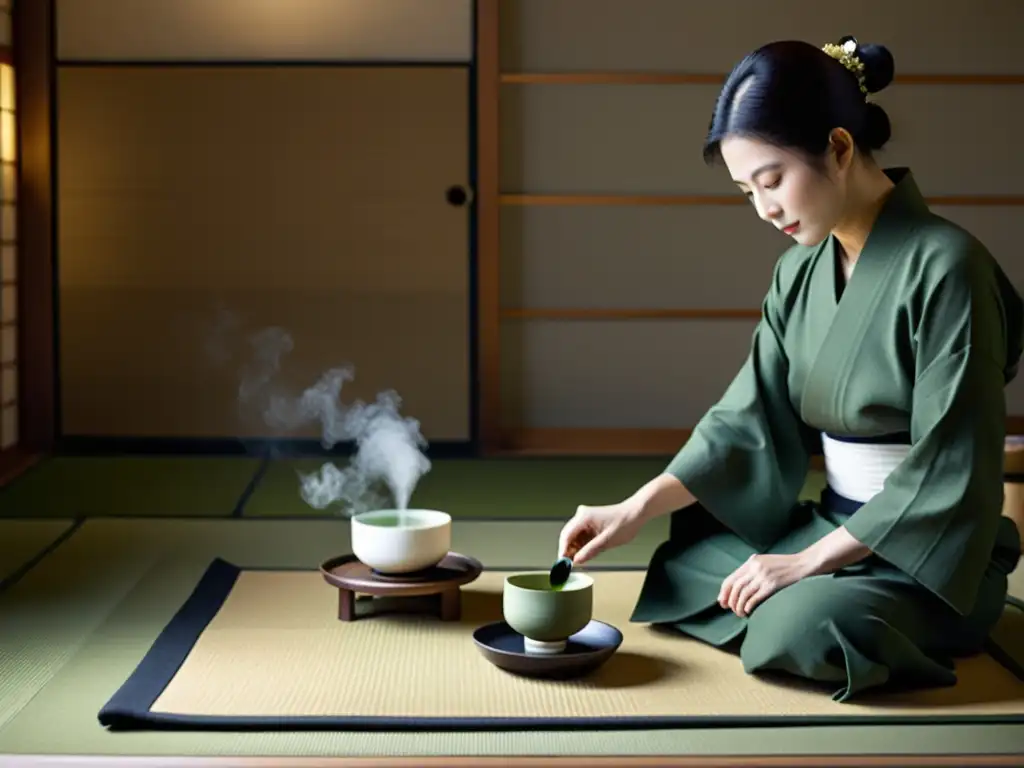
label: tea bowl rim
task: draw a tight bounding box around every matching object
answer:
[351,508,452,531]
[504,571,594,592]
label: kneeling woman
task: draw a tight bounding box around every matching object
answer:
[556,36,1023,702]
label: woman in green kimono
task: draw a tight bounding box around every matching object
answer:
[557,36,1023,701]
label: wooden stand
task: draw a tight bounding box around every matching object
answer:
[319,552,484,622]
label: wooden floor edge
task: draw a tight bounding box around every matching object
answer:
[497,427,690,456]
[5,755,1023,768]
[496,422,1024,458]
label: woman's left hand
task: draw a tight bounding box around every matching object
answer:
[718,553,809,617]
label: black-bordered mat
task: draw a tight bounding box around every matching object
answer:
[97,558,1024,732]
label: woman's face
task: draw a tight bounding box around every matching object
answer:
[719,135,846,247]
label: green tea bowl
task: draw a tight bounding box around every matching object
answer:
[503,571,594,655]
[350,508,451,574]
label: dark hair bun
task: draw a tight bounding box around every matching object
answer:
[863,102,892,149]
[837,37,894,149]
[841,37,895,94]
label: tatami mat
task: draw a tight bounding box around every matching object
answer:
[0,519,80,586]
[0,517,1021,760]
[0,457,262,518]
[242,457,830,519]
[111,564,1021,729]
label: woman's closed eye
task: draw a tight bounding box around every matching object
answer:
[742,176,782,199]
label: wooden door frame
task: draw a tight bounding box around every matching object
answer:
[1,0,54,479]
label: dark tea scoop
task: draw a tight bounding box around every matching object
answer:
[549,556,573,588]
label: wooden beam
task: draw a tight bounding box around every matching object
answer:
[13,0,56,452]
[500,194,1024,207]
[500,72,1024,86]
[475,0,501,456]
[501,308,761,321]
[502,194,748,206]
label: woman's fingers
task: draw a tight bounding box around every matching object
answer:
[558,515,589,559]
[572,527,611,565]
[718,563,746,608]
[728,573,757,614]
[739,582,772,617]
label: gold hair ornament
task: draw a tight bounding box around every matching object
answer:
[822,38,868,95]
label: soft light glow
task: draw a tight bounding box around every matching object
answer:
[0,63,12,163]
[0,63,12,111]
[0,110,13,163]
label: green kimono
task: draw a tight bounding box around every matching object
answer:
[630,168,1024,701]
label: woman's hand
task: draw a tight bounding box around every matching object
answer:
[718,526,873,617]
[558,501,647,566]
[558,473,696,565]
[718,553,810,617]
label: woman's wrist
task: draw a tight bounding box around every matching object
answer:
[629,473,697,523]
[796,526,873,576]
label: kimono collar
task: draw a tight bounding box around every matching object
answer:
[875,167,930,223]
[824,167,927,306]
[837,167,929,269]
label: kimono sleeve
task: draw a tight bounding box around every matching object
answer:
[663,251,818,552]
[843,242,1022,616]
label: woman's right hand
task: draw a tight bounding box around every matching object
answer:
[558,500,646,566]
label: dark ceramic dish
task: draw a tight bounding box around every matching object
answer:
[472,619,623,679]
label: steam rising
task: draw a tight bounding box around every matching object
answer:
[218,317,431,516]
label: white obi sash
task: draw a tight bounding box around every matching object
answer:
[821,432,911,504]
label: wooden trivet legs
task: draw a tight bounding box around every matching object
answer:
[336,587,463,621]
